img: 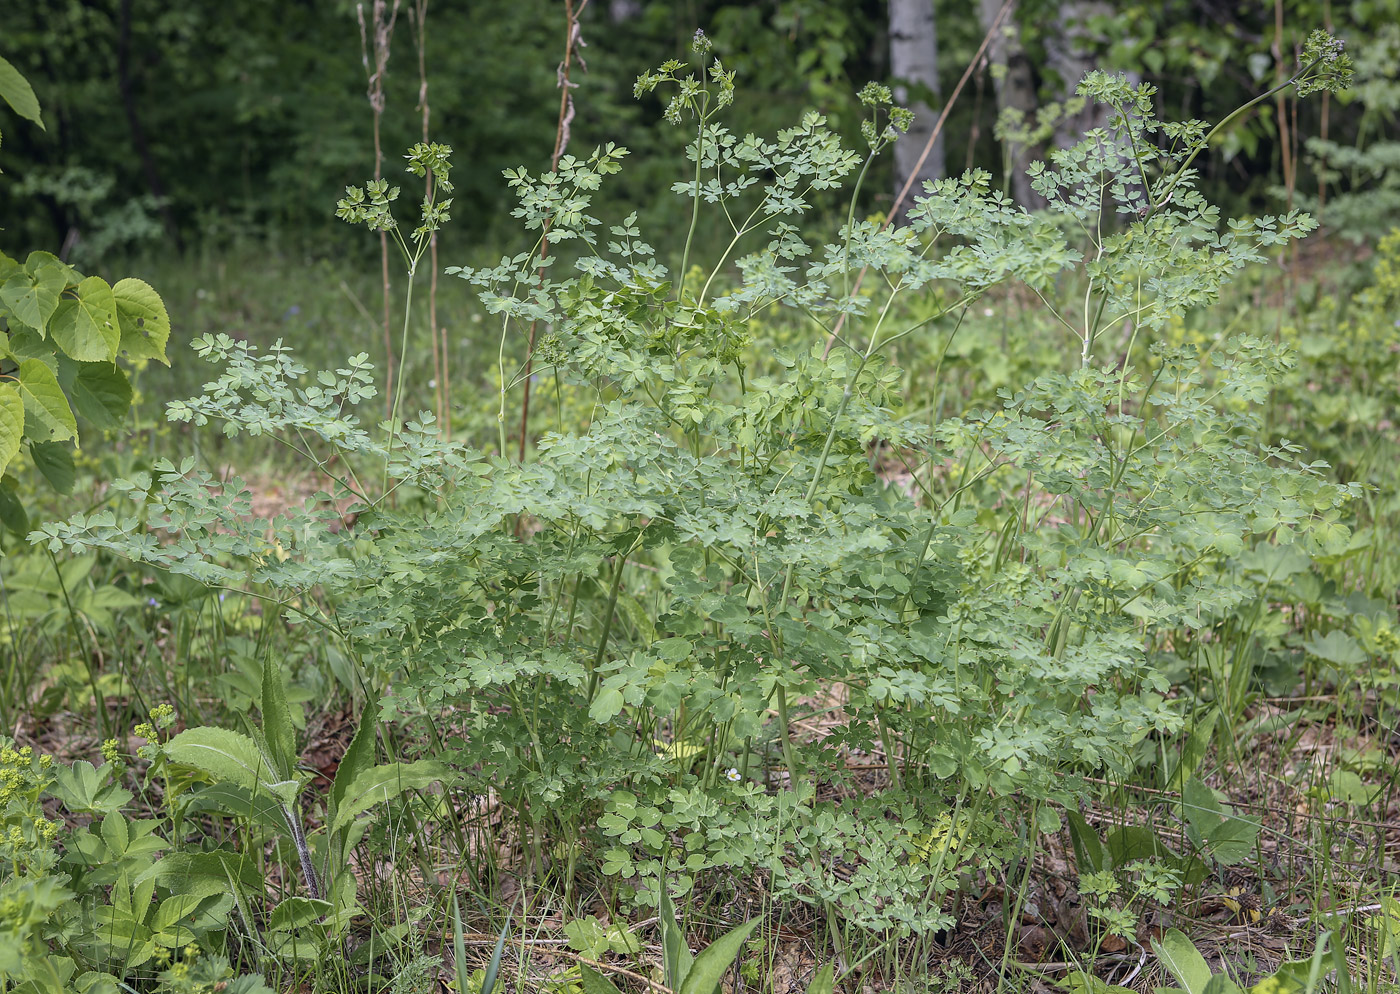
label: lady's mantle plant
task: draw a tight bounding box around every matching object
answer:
[36,32,1357,933]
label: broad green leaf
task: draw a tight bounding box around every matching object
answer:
[1168,708,1219,792]
[113,278,171,364]
[1152,928,1213,994]
[1183,777,1260,865]
[17,358,76,442]
[182,782,288,832]
[137,850,265,902]
[1303,630,1366,667]
[1,262,65,332]
[678,918,760,994]
[330,693,380,820]
[1253,957,1315,994]
[1067,809,1109,874]
[84,906,155,967]
[30,439,76,493]
[67,361,133,429]
[50,759,133,814]
[329,759,448,834]
[100,810,129,855]
[659,886,694,990]
[1201,976,1244,994]
[50,275,119,361]
[579,965,626,994]
[163,726,278,796]
[75,970,120,994]
[0,55,43,128]
[0,474,27,536]
[269,896,332,932]
[590,685,625,723]
[151,894,206,936]
[259,660,297,779]
[806,962,835,994]
[0,383,24,476]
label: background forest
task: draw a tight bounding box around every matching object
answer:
[2,2,1400,994]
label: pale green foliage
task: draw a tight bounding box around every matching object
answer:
[36,46,1359,940]
[0,250,170,495]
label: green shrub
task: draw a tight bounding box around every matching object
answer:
[35,30,1356,950]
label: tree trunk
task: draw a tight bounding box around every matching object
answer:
[889,0,944,219]
[979,0,1044,209]
[1044,1,1117,150]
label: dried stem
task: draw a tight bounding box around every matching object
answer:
[359,0,401,417]
[821,0,1010,360]
[412,0,447,436]
[518,0,588,463]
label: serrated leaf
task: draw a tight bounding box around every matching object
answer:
[113,278,171,364]
[1,261,65,332]
[329,759,448,835]
[330,693,380,819]
[183,782,288,832]
[68,361,133,429]
[0,384,25,476]
[138,850,265,902]
[30,439,76,493]
[0,56,43,128]
[50,275,119,361]
[17,358,76,442]
[0,474,29,536]
[151,894,206,935]
[268,896,332,932]
[163,726,279,797]
[259,660,297,779]
[1303,630,1366,667]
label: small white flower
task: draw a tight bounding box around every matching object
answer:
[983,307,994,317]
[726,768,741,783]
[429,379,438,389]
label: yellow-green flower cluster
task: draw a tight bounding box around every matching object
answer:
[1,742,64,877]
[135,704,179,760]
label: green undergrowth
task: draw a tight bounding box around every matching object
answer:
[3,27,1400,994]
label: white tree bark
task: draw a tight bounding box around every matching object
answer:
[979,0,1044,208]
[889,0,944,218]
[1045,1,1127,150]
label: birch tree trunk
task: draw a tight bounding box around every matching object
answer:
[1044,1,1116,150]
[889,0,944,218]
[979,0,1044,209]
